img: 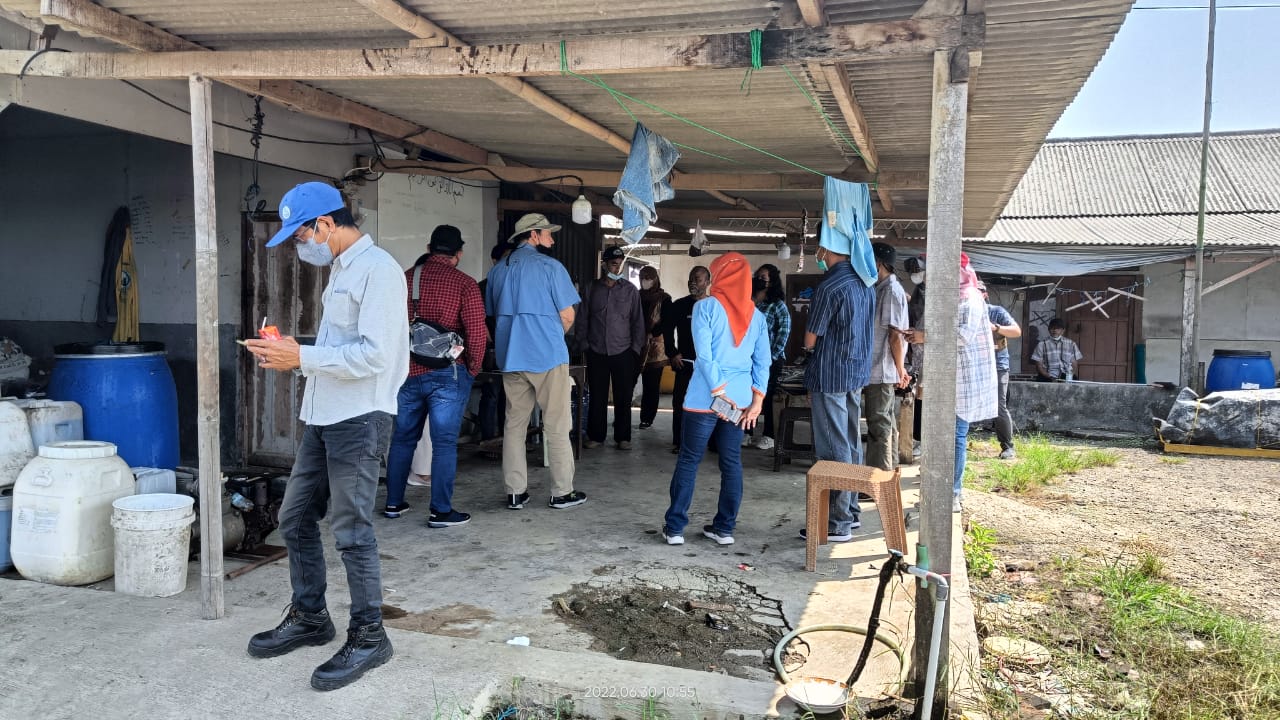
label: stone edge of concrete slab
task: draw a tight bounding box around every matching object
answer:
[949,508,985,715]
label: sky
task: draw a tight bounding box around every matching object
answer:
[1049,2,1280,138]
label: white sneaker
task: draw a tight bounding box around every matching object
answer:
[702,525,735,545]
[952,495,962,513]
[662,528,684,545]
[756,436,775,451]
[741,434,754,448]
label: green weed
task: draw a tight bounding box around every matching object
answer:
[964,521,998,578]
[971,435,1119,493]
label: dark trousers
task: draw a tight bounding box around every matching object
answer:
[639,366,664,426]
[478,375,505,440]
[278,411,392,631]
[995,369,1014,450]
[586,349,638,443]
[760,359,783,439]
[670,362,695,446]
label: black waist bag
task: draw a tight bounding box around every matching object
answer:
[409,264,464,369]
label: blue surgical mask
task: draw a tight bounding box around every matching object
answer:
[607,272,624,281]
[296,222,334,266]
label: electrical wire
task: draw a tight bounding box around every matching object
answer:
[17,47,69,79]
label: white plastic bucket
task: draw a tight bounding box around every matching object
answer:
[0,401,34,489]
[110,493,194,597]
[131,467,177,495]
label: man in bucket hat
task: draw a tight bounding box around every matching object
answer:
[242,181,408,690]
[485,214,587,510]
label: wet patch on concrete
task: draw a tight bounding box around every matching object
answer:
[382,602,496,638]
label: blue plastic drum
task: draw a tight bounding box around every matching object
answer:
[48,342,180,469]
[1205,349,1276,393]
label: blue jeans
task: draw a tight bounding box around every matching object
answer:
[663,411,744,536]
[279,411,392,630]
[955,416,970,496]
[385,366,475,513]
[810,389,865,534]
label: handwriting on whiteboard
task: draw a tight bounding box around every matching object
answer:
[407,175,466,204]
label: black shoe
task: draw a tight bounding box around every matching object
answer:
[548,490,587,509]
[310,623,393,691]
[638,421,653,429]
[247,605,336,658]
[427,510,471,528]
[382,502,410,519]
[507,492,531,509]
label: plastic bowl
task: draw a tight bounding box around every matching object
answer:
[784,677,851,714]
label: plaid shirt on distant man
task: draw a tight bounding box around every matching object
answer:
[405,254,487,377]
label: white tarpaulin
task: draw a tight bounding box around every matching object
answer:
[962,243,1195,276]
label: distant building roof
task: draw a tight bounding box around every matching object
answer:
[974,130,1280,247]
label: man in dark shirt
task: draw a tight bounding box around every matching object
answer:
[660,265,710,452]
[576,246,645,450]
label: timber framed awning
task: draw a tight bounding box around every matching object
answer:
[0,0,1133,235]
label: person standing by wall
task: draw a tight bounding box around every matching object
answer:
[576,245,645,450]
[800,236,876,543]
[743,263,790,451]
[660,253,770,546]
[243,182,408,691]
[486,214,585,510]
[637,265,672,431]
[978,280,1022,459]
[864,242,911,471]
[660,266,711,453]
[383,225,486,527]
[1031,318,1083,382]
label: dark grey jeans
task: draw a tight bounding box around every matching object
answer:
[995,370,1014,451]
[279,411,393,630]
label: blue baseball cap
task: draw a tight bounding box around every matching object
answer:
[266,182,346,247]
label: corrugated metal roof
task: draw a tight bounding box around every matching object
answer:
[0,0,1139,236]
[981,213,1280,247]
[1002,131,1280,217]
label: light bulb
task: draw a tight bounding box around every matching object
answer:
[777,244,792,260]
[571,194,592,224]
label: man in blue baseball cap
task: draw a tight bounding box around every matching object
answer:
[243,181,409,691]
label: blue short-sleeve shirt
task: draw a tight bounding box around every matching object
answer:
[485,243,580,373]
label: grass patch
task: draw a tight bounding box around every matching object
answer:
[964,520,998,579]
[973,553,1280,719]
[1159,456,1187,465]
[971,435,1120,494]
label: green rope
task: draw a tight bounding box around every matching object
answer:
[779,64,866,164]
[739,29,762,95]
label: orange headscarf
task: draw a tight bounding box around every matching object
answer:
[709,252,754,347]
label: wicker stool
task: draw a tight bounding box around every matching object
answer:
[805,461,906,571]
[773,406,813,471]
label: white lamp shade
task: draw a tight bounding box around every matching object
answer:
[571,194,592,224]
[777,244,792,260]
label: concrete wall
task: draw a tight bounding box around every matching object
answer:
[1142,258,1280,385]
[1008,380,1179,435]
[0,106,369,463]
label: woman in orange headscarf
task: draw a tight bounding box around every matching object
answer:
[660,252,772,547]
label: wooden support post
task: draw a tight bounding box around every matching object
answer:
[911,47,968,718]
[1180,257,1198,391]
[190,74,225,619]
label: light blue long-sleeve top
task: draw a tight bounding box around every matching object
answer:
[683,296,772,414]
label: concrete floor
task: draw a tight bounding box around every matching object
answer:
[0,411,977,720]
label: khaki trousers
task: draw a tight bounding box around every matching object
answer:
[502,366,576,497]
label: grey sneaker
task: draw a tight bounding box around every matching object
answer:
[998,448,1016,460]
[756,436,775,451]
[661,527,684,545]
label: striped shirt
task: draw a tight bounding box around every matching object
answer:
[805,260,876,393]
[758,299,792,361]
[868,273,909,385]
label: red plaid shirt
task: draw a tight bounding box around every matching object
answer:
[406,255,487,377]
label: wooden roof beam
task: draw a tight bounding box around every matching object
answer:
[352,0,758,210]
[4,16,985,80]
[370,158,927,191]
[36,0,489,164]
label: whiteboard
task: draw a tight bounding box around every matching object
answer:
[375,174,492,279]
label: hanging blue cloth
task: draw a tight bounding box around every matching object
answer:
[613,123,681,245]
[818,176,877,287]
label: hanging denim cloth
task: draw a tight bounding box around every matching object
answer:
[819,176,877,287]
[613,122,681,245]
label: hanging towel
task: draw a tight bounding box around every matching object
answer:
[818,176,877,287]
[613,122,681,245]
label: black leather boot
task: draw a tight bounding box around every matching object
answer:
[310,623,394,691]
[247,605,336,658]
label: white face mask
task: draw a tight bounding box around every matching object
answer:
[296,222,334,266]
[910,272,925,285]
[640,280,654,290]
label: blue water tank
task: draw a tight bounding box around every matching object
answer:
[1205,349,1276,393]
[48,342,180,469]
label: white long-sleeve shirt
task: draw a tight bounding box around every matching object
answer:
[298,235,409,426]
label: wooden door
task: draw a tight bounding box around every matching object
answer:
[241,215,328,468]
[1060,275,1139,383]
